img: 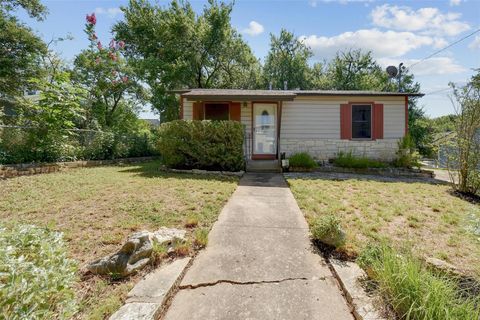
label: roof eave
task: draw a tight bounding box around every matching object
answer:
[182,95,296,102]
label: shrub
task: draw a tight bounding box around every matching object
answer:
[393,134,421,169]
[81,130,116,160]
[0,224,78,319]
[156,120,244,171]
[288,152,317,170]
[357,244,480,320]
[334,151,387,169]
[310,214,346,248]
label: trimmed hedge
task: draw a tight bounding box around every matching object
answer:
[156,120,244,171]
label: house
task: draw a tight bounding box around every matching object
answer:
[176,89,424,165]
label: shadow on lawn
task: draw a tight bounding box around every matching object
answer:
[117,161,239,182]
[285,171,449,185]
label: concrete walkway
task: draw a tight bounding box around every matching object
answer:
[163,173,353,320]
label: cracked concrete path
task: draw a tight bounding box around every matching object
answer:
[163,173,353,320]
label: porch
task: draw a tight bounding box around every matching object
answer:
[180,90,296,164]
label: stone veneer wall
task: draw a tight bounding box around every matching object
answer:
[280,138,400,161]
[0,156,156,179]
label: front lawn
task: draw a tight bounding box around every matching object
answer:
[287,175,480,278]
[0,160,238,319]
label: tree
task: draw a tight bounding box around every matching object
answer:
[73,13,146,129]
[448,71,480,195]
[0,0,48,96]
[114,0,261,122]
[9,72,87,162]
[263,29,312,90]
[319,50,387,91]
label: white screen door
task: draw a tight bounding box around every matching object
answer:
[253,103,277,155]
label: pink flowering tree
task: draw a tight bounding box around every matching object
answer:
[73,13,145,129]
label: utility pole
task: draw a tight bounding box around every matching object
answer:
[398,63,405,92]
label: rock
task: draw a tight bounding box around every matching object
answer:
[153,227,186,245]
[425,257,460,275]
[87,231,154,277]
[319,228,346,248]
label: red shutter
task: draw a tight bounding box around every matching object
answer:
[373,103,384,140]
[192,102,203,120]
[340,104,352,140]
[229,102,241,121]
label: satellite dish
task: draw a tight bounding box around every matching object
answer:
[386,65,398,78]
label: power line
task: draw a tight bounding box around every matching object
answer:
[424,87,453,96]
[408,27,480,70]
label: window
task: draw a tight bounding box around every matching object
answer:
[204,103,229,120]
[352,104,372,139]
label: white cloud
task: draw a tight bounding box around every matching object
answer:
[301,29,436,59]
[450,0,461,6]
[377,57,466,76]
[94,7,123,18]
[468,35,480,50]
[242,21,264,36]
[370,4,470,36]
[312,0,375,4]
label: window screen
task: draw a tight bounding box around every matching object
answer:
[352,105,372,139]
[204,103,229,120]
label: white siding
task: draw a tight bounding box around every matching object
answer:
[384,103,405,138]
[281,96,406,141]
[183,99,193,120]
[281,99,341,139]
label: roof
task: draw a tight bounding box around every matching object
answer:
[180,89,297,101]
[178,89,424,101]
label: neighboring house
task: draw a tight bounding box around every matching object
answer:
[177,89,423,162]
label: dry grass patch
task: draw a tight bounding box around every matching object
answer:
[287,176,480,278]
[0,160,238,319]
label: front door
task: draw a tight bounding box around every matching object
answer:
[253,103,277,159]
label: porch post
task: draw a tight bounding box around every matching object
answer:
[277,101,283,161]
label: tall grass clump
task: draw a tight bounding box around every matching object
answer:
[288,152,318,171]
[0,224,78,319]
[357,244,480,320]
[393,134,421,169]
[334,151,387,168]
[310,214,346,248]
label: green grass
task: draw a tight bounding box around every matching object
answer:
[0,160,239,319]
[333,151,387,168]
[287,177,480,278]
[358,244,480,320]
[288,152,318,170]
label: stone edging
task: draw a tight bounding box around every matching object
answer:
[329,259,387,320]
[302,166,434,178]
[0,156,157,179]
[109,257,192,320]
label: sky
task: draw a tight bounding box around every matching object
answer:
[15,0,480,119]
